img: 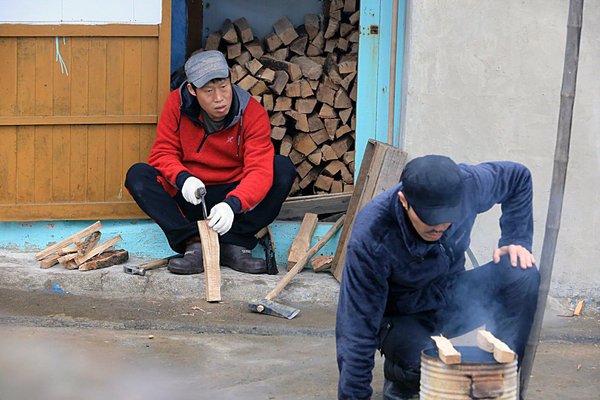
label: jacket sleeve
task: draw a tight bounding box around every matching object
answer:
[336,222,390,399]
[470,162,534,251]
[147,90,190,187]
[227,99,275,211]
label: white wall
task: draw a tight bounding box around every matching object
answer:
[402,0,599,299]
[0,0,161,24]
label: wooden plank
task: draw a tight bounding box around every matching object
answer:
[198,221,221,302]
[0,202,146,221]
[77,231,102,256]
[0,24,159,37]
[15,126,35,203]
[311,255,333,272]
[35,221,102,260]
[35,38,53,116]
[477,330,516,363]
[34,126,53,203]
[88,38,107,115]
[287,213,319,270]
[40,253,61,269]
[0,115,157,126]
[87,125,106,201]
[431,335,461,365]
[0,38,17,117]
[52,126,71,202]
[74,235,122,265]
[331,140,408,281]
[140,38,158,115]
[278,193,351,220]
[79,249,129,271]
[574,300,585,316]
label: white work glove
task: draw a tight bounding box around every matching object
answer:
[208,202,234,235]
[181,177,206,205]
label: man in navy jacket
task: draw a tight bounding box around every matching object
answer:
[336,155,540,399]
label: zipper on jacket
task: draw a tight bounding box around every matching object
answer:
[196,132,209,153]
[235,119,242,158]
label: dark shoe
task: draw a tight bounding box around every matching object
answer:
[168,242,204,274]
[220,243,267,274]
[383,379,419,400]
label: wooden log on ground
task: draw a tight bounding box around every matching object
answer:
[198,221,221,302]
[431,335,461,365]
[311,255,333,272]
[79,250,129,271]
[287,213,319,270]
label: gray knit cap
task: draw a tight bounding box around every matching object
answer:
[184,50,230,88]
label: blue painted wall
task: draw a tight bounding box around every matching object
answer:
[0,220,340,266]
[355,0,406,170]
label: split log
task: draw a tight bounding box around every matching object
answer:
[75,235,123,265]
[233,17,254,43]
[198,221,221,302]
[79,250,129,271]
[477,330,516,363]
[273,16,299,45]
[431,336,461,365]
[311,255,333,272]
[36,221,102,261]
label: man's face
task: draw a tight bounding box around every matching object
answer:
[187,78,233,121]
[398,192,451,241]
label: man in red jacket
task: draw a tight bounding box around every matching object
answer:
[125,50,296,275]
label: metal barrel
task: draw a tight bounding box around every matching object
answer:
[420,346,518,399]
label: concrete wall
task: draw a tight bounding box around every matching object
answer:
[401,0,599,299]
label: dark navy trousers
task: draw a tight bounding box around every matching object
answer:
[125,155,296,254]
[379,256,540,387]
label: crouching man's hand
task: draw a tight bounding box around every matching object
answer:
[181,177,206,205]
[493,244,536,269]
[208,202,234,235]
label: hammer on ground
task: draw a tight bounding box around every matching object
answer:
[123,257,174,276]
[248,215,345,319]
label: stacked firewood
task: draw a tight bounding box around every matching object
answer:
[36,221,128,271]
[204,0,360,196]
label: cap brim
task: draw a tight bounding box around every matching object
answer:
[412,203,463,226]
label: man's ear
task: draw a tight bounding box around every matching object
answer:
[186,83,197,97]
[398,191,408,209]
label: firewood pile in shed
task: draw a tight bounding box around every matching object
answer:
[204,0,360,196]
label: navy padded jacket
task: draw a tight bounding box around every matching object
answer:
[336,161,533,399]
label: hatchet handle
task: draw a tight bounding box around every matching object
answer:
[265,215,345,301]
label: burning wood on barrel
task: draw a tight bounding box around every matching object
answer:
[477,330,516,363]
[430,335,461,364]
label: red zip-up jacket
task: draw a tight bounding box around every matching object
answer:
[148,84,274,212]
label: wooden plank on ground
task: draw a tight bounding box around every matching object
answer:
[40,253,61,269]
[431,335,461,364]
[311,255,333,272]
[36,221,102,260]
[477,330,516,363]
[287,213,319,270]
[330,140,408,281]
[198,221,221,302]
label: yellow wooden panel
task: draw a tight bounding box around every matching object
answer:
[0,126,17,203]
[0,24,159,38]
[140,124,156,163]
[140,38,158,115]
[52,125,71,202]
[16,126,35,203]
[122,125,140,201]
[0,38,17,116]
[34,126,53,203]
[53,37,71,115]
[88,38,107,115]
[123,37,142,114]
[0,202,146,221]
[87,125,106,202]
[70,38,89,116]
[105,125,123,201]
[35,38,54,116]
[106,38,124,115]
[69,125,88,202]
[17,38,36,116]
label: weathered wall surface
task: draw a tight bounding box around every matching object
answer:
[402,0,599,299]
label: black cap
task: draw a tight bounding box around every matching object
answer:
[401,155,464,225]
